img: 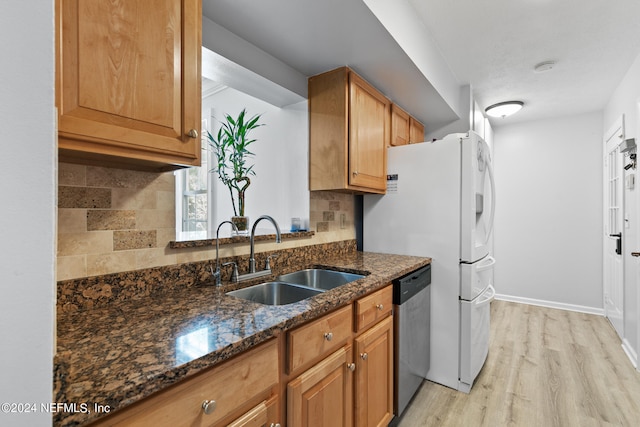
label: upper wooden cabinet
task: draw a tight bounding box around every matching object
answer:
[309,67,389,194]
[391,103,425,146]
[55,0,202,172]
[390,104,410,146]
[409,116,425,144]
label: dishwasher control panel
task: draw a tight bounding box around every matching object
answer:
[392,264,431,305]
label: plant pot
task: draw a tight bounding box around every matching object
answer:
[231,216,249,235]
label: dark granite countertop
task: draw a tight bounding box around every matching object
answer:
[54,251,430,426]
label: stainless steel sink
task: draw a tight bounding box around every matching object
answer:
[226,281,323,305]
[277,268,365,291]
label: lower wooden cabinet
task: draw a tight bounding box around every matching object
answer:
[89,286,396,427]
[90,339,279,427]
[286,285,394,427]
[228,395,280,427]
[354,286,393,333]
[287,345,354,427]
[354,316,394,427]
[288,304,353,373]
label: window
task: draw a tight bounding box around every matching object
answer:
[175,118,215,240]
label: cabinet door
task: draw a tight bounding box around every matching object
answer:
[349,73,389,193]
[288,345,354,427]
[390,105,410,146]
[409,117,425,144]
[354,316,393,427]
[56,0,201,171]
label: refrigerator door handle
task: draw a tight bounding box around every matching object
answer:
[475,284,496,307]
[476,256,496,272]
[484,155,496,246]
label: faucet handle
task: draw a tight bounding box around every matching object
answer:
[265,254,279,270]
[222,262,239,283]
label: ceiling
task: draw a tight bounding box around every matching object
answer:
[202,0,640,129]
[408,0,640,125]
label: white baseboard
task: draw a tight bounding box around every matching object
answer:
[622,339,638,370]
[494,293,605,316]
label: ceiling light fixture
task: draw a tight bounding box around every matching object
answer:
[485,101,524,118]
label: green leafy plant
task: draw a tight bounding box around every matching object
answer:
[206,109,263,220]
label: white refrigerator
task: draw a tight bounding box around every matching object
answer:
[363,131,496,393]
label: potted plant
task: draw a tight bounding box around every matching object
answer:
[207,108,263,234]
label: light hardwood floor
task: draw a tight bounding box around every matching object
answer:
[398,300,640,427]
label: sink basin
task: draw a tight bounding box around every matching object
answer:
[226,281,323,305]
[277,268,365,291]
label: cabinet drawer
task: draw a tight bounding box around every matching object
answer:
[91,340,278,427]
[227,394,279,427]
[288,305,353,373]
[354,285,393,332]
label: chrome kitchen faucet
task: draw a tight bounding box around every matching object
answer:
[236,215,282,282]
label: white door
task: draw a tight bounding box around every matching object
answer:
[604,118,625,339]
[461,131,496,262]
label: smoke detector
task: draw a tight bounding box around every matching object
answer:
[534,60,557,73]
[533,61,557,73]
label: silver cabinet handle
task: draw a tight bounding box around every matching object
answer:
[360,353,368,361]
[347,363,356,372]
[187,129,199,138]
[376,303,384,311]
[324,332,333,341]
[201,399,216,415]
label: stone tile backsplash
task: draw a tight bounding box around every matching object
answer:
[57,163,176,280]
[309,191,353,234]
[57,164,357,281]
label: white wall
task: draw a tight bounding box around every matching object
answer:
[202,16,308,100]
[604,51,640,363]
[493,112,603,312]
[0,1,55,426]
[203,87,309,232]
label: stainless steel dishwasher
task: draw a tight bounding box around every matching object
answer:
[392,264,431,423]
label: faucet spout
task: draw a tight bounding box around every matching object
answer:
[213,220,238,286]
[248,215,281,274]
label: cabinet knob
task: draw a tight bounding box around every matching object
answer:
[201,399,216,415]
[360,352,368,361]
[376,303,384,311]
[186,129,199,138]
[352,171,359,176]
[324,332,333,341]
[347,363,356,372]
[270,424,282,427]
